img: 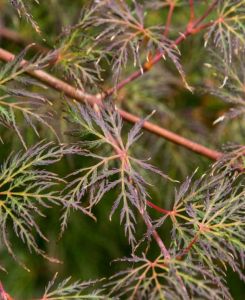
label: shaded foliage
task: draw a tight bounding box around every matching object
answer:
[205,0,245,65]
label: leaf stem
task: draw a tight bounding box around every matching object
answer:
[143,212,171,259]
[189,0,195,22]
[176,233,199,260]
[163,1,175,37]
[193,0,218,28]
[146,200,172,215]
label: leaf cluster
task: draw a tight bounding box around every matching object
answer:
[61,102,171,247]
[205,0,245,64]
[0,46,59,147]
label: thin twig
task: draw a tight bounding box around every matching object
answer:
[0,47,223,161]
[163,1,175,37]
[176,233,199,260]
[189,0,195,22]
[143,212,171,259]
[119,110,222,160]
[147,200,172,215]
[193,0,218,28]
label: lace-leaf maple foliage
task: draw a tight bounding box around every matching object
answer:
[60,102,173,246]
[40,273,107,300]
[205,51,245,122]
[0,45,59,147]
[0,141,80,271]
[205,0,245,65]
[84,0,189,87]
[56,103,244,299]
[0,0,244,299]
[102,147,244,300]
[10,0,41,33]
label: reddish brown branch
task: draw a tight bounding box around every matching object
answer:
[193,21,215,33]
[119,109,222,161]
[147,200,172,215]
[189,0,195,22]
[0,47,223,161]
[163,1,175,37]
[143,213,171,259]
[193,0,218,28]
[176,233,199,260]
[151,227,170,259]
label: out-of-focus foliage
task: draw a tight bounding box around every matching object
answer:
[205,51,245,121]
[205,0,245,65]
[9,0,40,33]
